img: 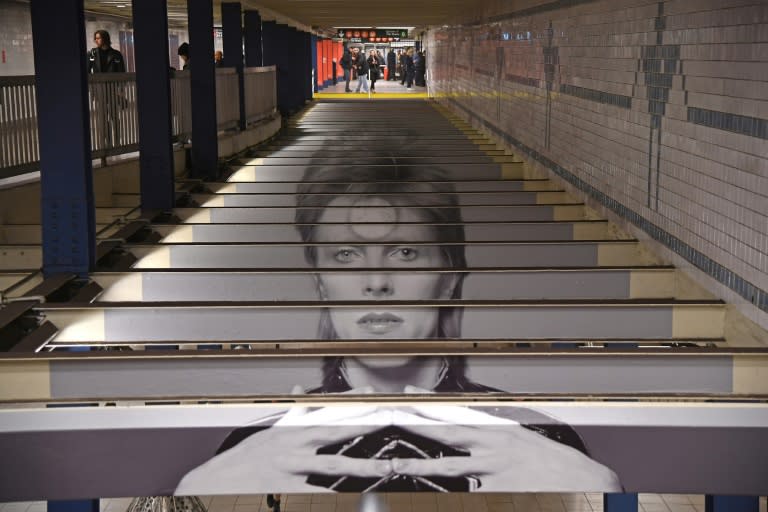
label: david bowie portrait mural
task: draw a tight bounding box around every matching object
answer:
[174,161,622,495]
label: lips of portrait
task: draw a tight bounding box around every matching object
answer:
[313,204,455,343]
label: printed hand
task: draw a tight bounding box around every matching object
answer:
[175,386,393,495]
[388,403,622,492]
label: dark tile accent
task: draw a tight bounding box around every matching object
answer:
[506,74,540,88]
[688,107,768,140]
[445,98,768,313]
[559,84,632,109]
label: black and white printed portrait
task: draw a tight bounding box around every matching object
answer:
[175,162,621,495]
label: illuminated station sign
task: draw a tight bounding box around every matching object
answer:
[336,28,409,43]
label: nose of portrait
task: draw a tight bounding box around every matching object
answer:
[363,273,394,298]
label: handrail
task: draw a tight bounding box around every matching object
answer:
[0,66,277,179]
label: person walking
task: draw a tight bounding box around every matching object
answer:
[353,48,369,93]
[367,50,382,93]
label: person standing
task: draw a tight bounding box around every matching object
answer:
[178,42,190,70]
[399,49,407,85]
[214,50,223,67]
[88,30,125,73]
[404,47,416,89]
[340,47,352,92]
[87,30,126,153]
[386,48,396,81]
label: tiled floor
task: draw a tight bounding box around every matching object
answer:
[2,494,766,512]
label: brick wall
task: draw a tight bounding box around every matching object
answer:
[428,0,768,327]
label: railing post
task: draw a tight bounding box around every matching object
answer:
[187,0,219,179]
[132,0,176,211]
[30,0,96,277]
[222,2,246,131]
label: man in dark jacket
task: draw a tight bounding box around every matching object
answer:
[340,48,353,92]
[88,30,125,73]
[386,48,396,81]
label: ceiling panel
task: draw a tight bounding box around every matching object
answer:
[84,0,479,31]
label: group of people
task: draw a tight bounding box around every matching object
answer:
[340,46,425,93]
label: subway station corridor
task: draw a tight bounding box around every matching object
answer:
[1,0,768,511]
[2,97,768,510]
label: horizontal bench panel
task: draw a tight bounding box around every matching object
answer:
[2,401,766,499]
[239,156,496,165]
[191,191,575,208]
[129,242,607,268]
[41,303,723,341]
[227,164,505,182]
[95,269,646,302]
[206,180,555,194]
[36,355,735,399]
[154,222,599,243]
[172,205,587,223]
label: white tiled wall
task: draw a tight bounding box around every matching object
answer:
[429,0,768,329]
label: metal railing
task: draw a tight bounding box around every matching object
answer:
[0,66,277,178]
[215,67,240,131]
[244,65,277,125]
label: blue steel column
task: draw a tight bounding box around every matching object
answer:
[187,0,219,179]
[604,493,638,512]
[312,35,318,93]
[244,10,262,67]
[30,0,95,278]
[221,2,246,130]
[705,496,759,512]
[132,0,175,211]
[302,31,313,101]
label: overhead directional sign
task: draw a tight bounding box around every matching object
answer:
[337,28,409,42]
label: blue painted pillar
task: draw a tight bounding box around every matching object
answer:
[262,21,288,113]
[30,0,95,278]
[244,10,262,67]
[705,496,759,512]
[47,399,98,512]
[311,35,318,93]
[132,0,175,211]
[302,31,313,101]
[187,0,219,179]
[48,501,99,512]
[604,493,638,512]
[221,2,246,130]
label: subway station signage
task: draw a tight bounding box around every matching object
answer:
[337,28,409,42]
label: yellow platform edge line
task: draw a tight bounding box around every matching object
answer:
[314,93,429,99]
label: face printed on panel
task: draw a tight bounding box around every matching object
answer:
[313,196,457,341]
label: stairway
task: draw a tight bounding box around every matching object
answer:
[1,99,767,501]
